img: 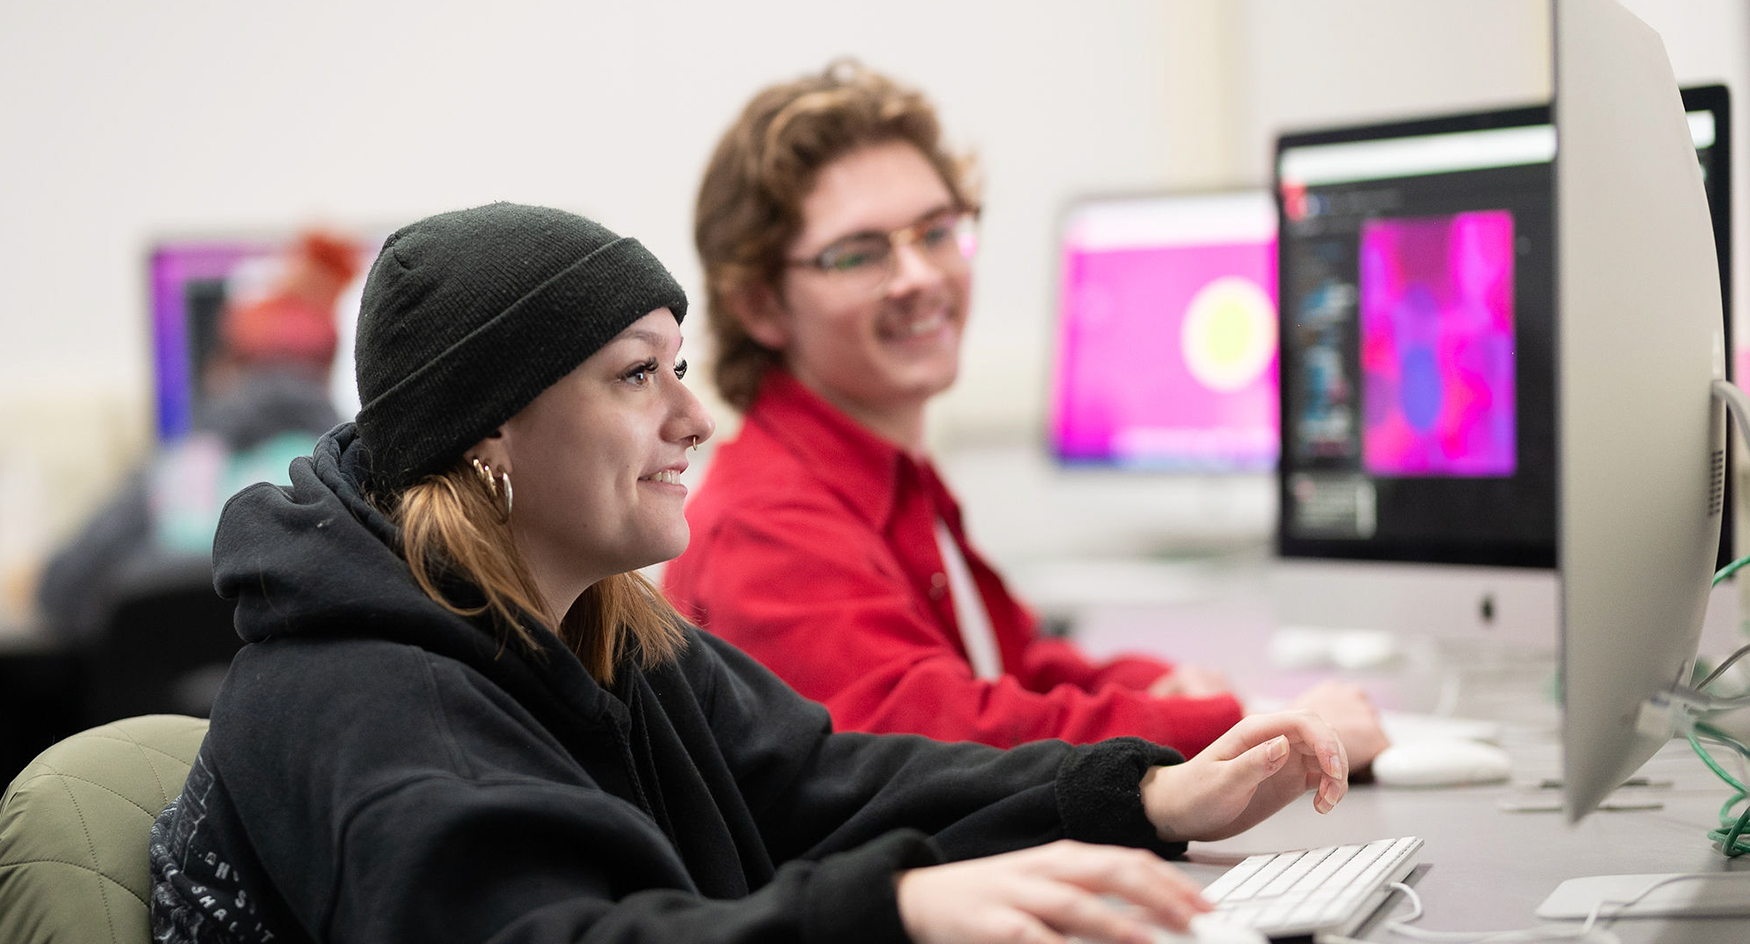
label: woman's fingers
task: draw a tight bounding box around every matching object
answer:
[1203,711,1348,819]
[897,842,1214,944]
[1216,710,1348,783]
[1010,877,1160,944]
[1034,842,1212,931]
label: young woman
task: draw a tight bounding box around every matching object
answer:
[665,61,1390,765]
[148,202,1348,944]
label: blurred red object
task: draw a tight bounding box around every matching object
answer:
[220,231,363,369]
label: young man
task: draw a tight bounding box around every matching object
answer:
[665,62,1387,764]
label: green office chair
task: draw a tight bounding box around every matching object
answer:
[0,715,208,944]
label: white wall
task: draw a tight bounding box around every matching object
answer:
[0,0,1181,596]
[2,1,1745,609]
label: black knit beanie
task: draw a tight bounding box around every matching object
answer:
[354,202,687,489]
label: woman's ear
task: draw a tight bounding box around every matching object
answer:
[733,284,790,351]
[465,429,509,473]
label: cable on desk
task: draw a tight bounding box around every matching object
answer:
[1313,870,1746,944]
[1685,721,1750,856]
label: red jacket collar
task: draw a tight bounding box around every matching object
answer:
[743,370,921,530]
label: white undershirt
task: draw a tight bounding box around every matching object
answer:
[933,518,1002,680]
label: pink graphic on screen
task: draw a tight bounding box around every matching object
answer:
[1052,240,1278,470]
[1359,210,1516,477]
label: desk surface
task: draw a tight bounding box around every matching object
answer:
[1179,739,1750,942]
[1059,564,1750,942]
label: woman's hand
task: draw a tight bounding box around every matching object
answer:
[1140,710,1348,843]
[895,840,1211,944]
[1147,664,1233,699]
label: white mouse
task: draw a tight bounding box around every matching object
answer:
[1371,737,1512,787]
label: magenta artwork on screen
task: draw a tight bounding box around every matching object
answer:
[1358,210,1517,477]
[1052,239,1279,470]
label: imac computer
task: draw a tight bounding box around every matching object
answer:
[1049,190,1278,473]
[1271,79,1730,651]
[1553,1,1740,824]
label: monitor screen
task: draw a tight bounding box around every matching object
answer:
[148,234,374,442]
[1049,190,1278,472]
[149,240,282,441]
[1274,87,1730,569]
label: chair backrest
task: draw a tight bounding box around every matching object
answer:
[88,562,242,724]
[0,715,208,944]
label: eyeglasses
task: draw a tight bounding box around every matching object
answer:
[786,208,979,297]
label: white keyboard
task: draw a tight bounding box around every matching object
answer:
[1199,836,1424,938]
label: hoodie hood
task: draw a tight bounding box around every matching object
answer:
[213,422,416,646]
[210,423,624,727]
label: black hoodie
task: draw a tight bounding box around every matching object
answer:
[148,425,1185,944]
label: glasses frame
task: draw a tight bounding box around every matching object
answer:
[784,207,981,296]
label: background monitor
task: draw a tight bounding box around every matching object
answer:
[149,240,283,441]
[1049,190,1278,473]
[1274,87,1730,573]
[148,234,374,442]
[1554,0,1730,824]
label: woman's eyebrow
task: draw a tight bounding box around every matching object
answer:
[602,328,680,354]
[606,329,664,347]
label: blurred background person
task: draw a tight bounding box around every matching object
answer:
[665,61,1389,766]
[35,230,361,641]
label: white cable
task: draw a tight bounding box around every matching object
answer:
[1695,640,1750,690]
[1373,881,1617,943]
[1321,873,1740,944]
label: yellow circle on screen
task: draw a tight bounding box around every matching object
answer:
[1180,276,1276,393]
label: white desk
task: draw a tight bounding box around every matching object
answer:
[1057,561,1750,942]
[1176,739,1750,942]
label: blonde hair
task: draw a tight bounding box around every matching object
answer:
[695,59,979,410]
[385,463,685,684]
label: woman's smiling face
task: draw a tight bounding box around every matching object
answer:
[490,308,714,598]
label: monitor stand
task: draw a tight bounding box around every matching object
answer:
[1538,873,1750,919]
[1535,379,1750,923]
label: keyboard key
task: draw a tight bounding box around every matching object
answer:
[1204,836,1424,937]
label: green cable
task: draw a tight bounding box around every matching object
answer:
[1696,720,1750,763]
[1707,796,1750,857]
[1688,727,1750,855]
[1683,560,1750,853]
[1689,730,1748,792]
[1713,553,1750,586]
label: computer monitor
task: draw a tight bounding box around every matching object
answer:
[149,239,283,441]
[1270,81,1730,649]
[148,234,373,442]
[1049,190,1278,473]
[1553,0,1736,825]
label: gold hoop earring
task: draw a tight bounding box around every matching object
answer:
[471,458,499,497]
[471,458,512,521]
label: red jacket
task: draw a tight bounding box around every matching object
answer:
[663,371,1243,755]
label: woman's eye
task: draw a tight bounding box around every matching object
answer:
[674,358,689,380]
[626,359,660,385]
